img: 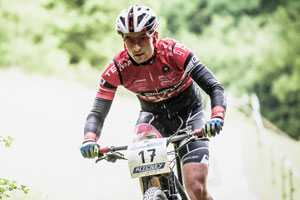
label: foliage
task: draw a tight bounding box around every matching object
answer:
[0,136,29,199]
[247,1,300,140]
[0,179,29,199]
[0,136,14,147]
[43,0,119,67]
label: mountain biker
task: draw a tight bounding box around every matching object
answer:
[80,5,226,200]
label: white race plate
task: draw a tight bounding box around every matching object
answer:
[127,138,170,178]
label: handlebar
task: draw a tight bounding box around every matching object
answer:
[98,126,202,155]
[99,145,128,154]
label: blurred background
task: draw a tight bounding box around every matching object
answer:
[0,0,299,199]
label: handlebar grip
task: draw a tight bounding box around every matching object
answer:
[99,147,109,154]
[194,129,202,137]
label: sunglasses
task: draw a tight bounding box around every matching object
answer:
[124,32,155,46]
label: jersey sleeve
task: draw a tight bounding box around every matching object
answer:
[188,57,227,119]
[84,97,113,137]
[96,60,122,100]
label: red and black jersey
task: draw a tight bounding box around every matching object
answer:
[84,38,227,137]
[97,38,194,102]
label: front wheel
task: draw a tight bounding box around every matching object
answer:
[143,187,168,200]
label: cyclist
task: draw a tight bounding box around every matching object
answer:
[80,5,226,200]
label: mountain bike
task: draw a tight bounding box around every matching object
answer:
[96,126,206,200]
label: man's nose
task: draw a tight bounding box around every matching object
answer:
[133,43,142,51]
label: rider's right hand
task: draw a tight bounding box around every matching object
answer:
[80,132,99,158]
[80,141,99,158]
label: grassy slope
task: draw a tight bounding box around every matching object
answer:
[230,97,300,200]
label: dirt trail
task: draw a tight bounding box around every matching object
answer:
[0,69,258,200]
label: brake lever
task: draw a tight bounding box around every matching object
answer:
[106,152,127,162]
[95,155,106,163]
[95,152,127,164]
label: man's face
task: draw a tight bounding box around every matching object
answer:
[123,31,154,64]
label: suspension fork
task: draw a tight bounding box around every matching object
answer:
[174,142,183,186]
[168,171,179,200]
[173,142,189,200]
[141,177,148,194]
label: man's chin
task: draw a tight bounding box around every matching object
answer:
[134,56,146,63]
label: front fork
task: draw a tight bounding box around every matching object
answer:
[168,171,180,200]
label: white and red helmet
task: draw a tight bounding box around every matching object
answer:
[116,5,159,35]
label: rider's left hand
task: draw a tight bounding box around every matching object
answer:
[201,117,224,137]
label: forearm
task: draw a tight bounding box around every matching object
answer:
[84,97,113,139]
[189,63,226,118]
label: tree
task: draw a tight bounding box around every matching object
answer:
[251,1,300,139]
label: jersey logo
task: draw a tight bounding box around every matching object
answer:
[163,66,170,73]
[100,78,106,86]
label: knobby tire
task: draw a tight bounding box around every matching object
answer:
[143,187,168,200]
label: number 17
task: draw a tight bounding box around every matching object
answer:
[138,148,156,163]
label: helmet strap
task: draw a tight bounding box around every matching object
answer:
[152,31,159,48]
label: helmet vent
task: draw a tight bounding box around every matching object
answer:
[137,13,146,25]
[128,7,134,32]
[120,17,126,27]
[145,17,155,29]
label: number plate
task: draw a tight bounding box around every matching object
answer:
[127,138,170,178]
